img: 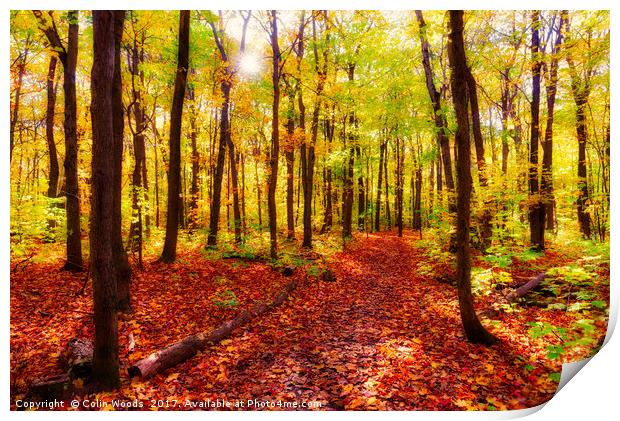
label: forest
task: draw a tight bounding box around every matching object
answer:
[10,10,610,411]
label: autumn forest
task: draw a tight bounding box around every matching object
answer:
[10,10,610,411]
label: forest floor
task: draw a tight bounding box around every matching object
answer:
[10,230,609,410]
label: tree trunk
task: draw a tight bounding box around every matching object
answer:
[416,11,456,212]
[375,136,386,231]
[90,10,121,390]
[542,15,564,232]
[112,11,132,310]
[45,54,60,232]
[268,10,281,259]
[448,10,497,346]
[285,89,296,240]
[528,11,546,251]
[10,41,28,163]
[357,146,365,231]
[188,84,200,229]
[160,10,190,263]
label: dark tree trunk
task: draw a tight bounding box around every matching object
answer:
[384,146,391,228]
[415,10,455,212]
[62,11,83,271]
[564,10,592,240]
[375,136,386,231]
[207,21,232,247]
[528,11,546,251]
[10,40,29,163]
[90,10,121,390]
[320,109,334,234]
[127,25,147,267]
[448,10,497,346]
[395,137,404,237]
[112,11,132,310]
[45,55,60,203]
[160,10,190,263]
[268,10,281,259]
[227,134,242,243]
[357,146,365,231]
[285,88,296,240]
[542,15,564,232]
[188,84,200,229]
[465,59,492,251]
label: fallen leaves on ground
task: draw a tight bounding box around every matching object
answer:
[10,231,607,410]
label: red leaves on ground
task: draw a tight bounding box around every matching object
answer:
[10,232,606,410]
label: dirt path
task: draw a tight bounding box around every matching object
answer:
[169,232,557,410]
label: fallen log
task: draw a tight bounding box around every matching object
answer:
[507,272,546,302]
[27,374,71,401]
[59,338,93,378]
[128,279,298,379]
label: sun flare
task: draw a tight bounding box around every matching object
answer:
[239,53,261,76]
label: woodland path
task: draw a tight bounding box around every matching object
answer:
[168,231,556,410]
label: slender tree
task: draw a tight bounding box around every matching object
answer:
[448,10,498,346]
[563,10,593,239]
[415,11,456,212]
[528,10,546,250]
[160,10,190,263]
[33,10,83,271]
[267,10,281,258]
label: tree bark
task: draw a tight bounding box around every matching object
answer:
[160,10,190,262]
[542,14,564,232]
[90,10,121,390]
[268,10,281,259]
[112,11,132,310]
[45,55,60,203]
[528,10,546,251]
[415,11,456,212]
[33,10,84,271]
[448,10,497,346]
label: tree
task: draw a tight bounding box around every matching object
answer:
[415,11,455,212]
[90,10,121,390]
[44,55,59,203]
[267,10,281,259]
[33,10,83,271]
[528,10,545,251]
[159,10,190,263]
[112,11,132,311]
[563,10,593,239]
[447,10,497,346]
[541,12,564,231]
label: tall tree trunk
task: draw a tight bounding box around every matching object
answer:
[320,109,334,234]
[268,10,281,259]
[395,137,404,237]
[90,10,121,390]
[415,11,455,212]
[188,84,200,229]
[357,145,365,231]
[206,21,232,247]
[448,10,497,346]
[465,59,492,250]
[112,11,132,310]
[528,10,545,251]
[10,41,29,163]
[542,14,564,232]
[285,88,296,240]
[160,10,190,263]
[45,55,60,204]
[61,11,83,271]
[375,136,386,231]
[563,10,592,240]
